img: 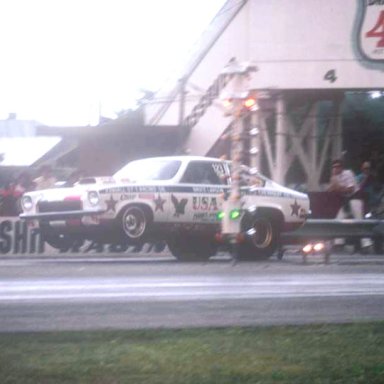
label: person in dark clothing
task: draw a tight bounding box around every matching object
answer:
[356,161,383,214]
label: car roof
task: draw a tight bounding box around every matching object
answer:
[136,155,225,163]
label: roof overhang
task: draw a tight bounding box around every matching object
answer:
[0,137,61,167]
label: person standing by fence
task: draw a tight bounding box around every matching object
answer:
[327,159,372,251]
[355,160,384,214]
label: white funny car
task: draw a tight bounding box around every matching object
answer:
[20,156,310,260]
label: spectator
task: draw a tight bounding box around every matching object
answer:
[355,161,379,213]
[369,148,384,183]
[62,169,85,187]
[33,165,57,190]
[0,171,37,216]
[14,171,36,195]
[0,178,19,216]
[327,158,372,250]
[13,171,36,214]
[328,159,357,197]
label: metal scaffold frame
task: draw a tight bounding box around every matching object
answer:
[258,92,344,189]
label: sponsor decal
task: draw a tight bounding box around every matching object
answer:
[101,187,135,194]
[192,196,218,211]
[192,186,225,194]
[138,193,155,200]
[246,188,297,199]
[290,200,301,217]
[171,194,188,217]
[120,194,136,201]
[105,195,118,212]
[192,212,218,222]
[153,194,166,212]
[101,186,160,194]
[357,0,384,62]
[100,185,226,195]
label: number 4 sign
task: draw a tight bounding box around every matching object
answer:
[357,1,384,62]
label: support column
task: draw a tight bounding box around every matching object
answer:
[275,93,287,184]
[307,103,319,190]
[178,77,186,126]
[332,97,343,160]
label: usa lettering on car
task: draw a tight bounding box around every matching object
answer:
[192,196,219,211]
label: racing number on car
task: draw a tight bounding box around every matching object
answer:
[324,69,337,83]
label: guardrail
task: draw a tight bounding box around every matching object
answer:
[280,218,384,263]
[283,219,384,240]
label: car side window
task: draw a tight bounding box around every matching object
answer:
[181,162,224,185]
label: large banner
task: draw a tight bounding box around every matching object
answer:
[0,217,167,256]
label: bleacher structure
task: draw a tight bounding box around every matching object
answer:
[143,0,384,189]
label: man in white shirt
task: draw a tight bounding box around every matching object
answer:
[33,165,57,191]
[328,159,371,250]
[328,159,357,197]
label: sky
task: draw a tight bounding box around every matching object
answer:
[0,0,225,126]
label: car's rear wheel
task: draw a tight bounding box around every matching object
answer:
[237,213,280,260]
[167,235,217,262]
[119,205,152,244]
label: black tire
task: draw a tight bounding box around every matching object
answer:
[373,237,383,254]
[42,232,79,250]
[167,235,217,262]
[237,213,280,261]
[119,205,152,244]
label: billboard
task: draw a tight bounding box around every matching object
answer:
[247,0,384,90]
[0,217,167,256]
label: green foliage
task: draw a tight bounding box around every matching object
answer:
[0,323,383,383]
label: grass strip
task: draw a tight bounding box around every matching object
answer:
[0,322,383,383]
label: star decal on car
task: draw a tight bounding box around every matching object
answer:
[290,199,301,216]
[106,195,118,212]
[153,194,166,211]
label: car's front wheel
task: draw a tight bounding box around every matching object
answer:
[119,205,152,244]
[237,213,281,261]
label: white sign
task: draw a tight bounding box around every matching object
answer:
[358,0,384,62]
[0,217,167,256]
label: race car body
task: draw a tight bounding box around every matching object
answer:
[20,156,310,260]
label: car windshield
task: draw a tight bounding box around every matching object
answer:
[114,159,182,181]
